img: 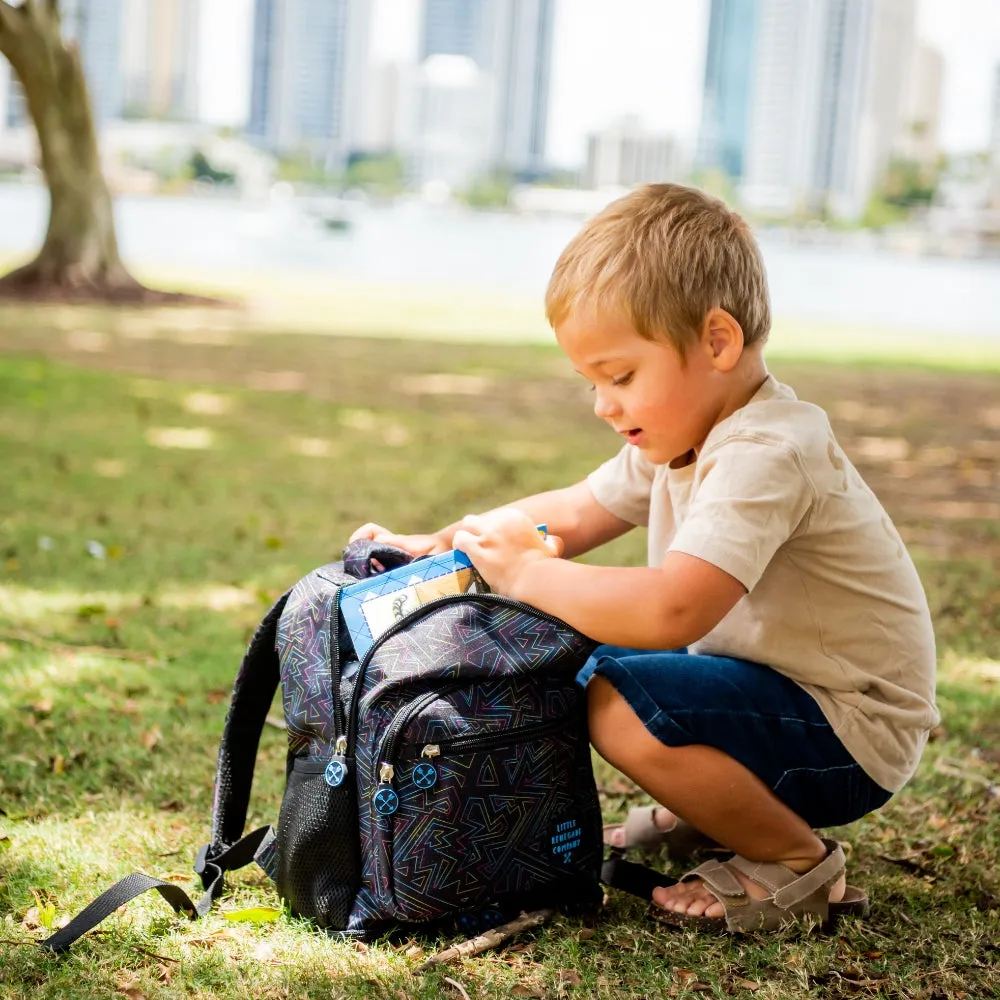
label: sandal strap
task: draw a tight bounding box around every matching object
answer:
[728,838,845,908]
[676,839,848,929]
[680,858,746,900]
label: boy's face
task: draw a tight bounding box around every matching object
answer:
[555,307,726,466]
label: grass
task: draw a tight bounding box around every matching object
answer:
[0,310,998,999]
[1,264,999,371]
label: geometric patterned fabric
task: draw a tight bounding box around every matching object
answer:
[274,556,603,934]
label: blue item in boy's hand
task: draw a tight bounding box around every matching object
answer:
[339,550,488,661]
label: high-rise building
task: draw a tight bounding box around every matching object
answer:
[418,0,554,175]
[0,61,21,132]
[420,0,491,66]
[586,118,681,189]
[894,42,943,165]
[247,0,372,164]
[696,0,757,180]
[1,0,124,130]
[121,0,200,120]
[740,0,917,219]
[990,63,1000,161]
[408,55,492,187]
[62,0,124,124]
[0,62,10,134]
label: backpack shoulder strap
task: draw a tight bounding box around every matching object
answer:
[600,852,677,900]
[208,590,291,851]
[42,591,290,952]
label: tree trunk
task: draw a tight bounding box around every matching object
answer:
[0,1,144,300]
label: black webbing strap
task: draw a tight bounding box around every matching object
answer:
[41,826,274,953]
[600,852,677,901]
[210,592,290,849]
[42,592,291,953]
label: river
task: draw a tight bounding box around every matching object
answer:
[1,183,998,338]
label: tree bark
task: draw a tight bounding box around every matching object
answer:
[0,1,147,300]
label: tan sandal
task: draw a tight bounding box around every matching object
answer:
[602,805,722,860]
[650,837,869,933]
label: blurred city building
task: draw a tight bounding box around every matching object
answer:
[741,0,921,220]
[696,0,757,181]
[990,63,1000,203]
[894,42,943,165]
[60,0,124,124]
[1,0,123,130]
[411,0,555,185]
[991,63,1000,163]
[121,0,200,121]
[699,0,942,221]
[585,117,682,189]
[407,54,492,188]
[247,0,372,168]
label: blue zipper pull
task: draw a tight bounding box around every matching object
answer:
[324,736,349,787]
[373,762,399,815]
[412,744,440,790]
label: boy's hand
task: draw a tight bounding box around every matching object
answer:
[452,510,563,596]
[348,523,450,558]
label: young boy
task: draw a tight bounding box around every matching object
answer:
[350,184,938,932]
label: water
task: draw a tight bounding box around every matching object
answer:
[1,183,998,337]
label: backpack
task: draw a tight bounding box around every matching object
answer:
[44,540,605,951]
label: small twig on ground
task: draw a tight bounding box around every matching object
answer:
[0,627,155,664]
[134,946,180,964]
[877,854,935,877]
[442,976,472,1000]
[415,908,556,972]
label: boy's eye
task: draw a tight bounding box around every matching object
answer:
[611,373,633,387]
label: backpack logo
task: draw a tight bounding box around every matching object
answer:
[550,817,583,865]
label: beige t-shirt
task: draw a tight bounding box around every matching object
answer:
[586,375,938,793]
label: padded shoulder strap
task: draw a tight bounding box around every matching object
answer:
[600,852,677,900]
[41,596,290,952]
[210,590,291,850]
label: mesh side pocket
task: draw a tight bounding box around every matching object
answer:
[275,757,361,928]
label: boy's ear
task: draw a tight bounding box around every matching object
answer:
[701,308,744,372]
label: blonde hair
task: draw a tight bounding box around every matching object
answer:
[545,184,770,352]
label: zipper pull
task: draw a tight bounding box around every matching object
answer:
[373,762,399,816]
[413,747,439,790]
[324,735,350,788]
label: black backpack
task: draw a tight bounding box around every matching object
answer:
[44,540,606,950]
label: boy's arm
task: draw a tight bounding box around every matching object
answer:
[509,552,746,649]
[352,481,633,560]
[453,510,745,649]
[449,481,633,559]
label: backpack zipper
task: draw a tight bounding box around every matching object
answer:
[345,592,579,760]
[409,715,566,758]
[326,588,348,774]
[374,682,464,773]
[373,711,568,809]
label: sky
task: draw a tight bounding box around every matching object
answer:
[200,0,1000,168]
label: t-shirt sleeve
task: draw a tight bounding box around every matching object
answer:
[586,445,655,527]
[668,438,815,590]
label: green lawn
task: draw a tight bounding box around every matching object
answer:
[0,312,998,999]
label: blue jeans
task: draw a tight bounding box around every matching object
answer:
[578,646,891,829]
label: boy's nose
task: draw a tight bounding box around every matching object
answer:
[592,389,621,421]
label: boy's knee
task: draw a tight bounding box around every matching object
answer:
[586,675,643,768]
